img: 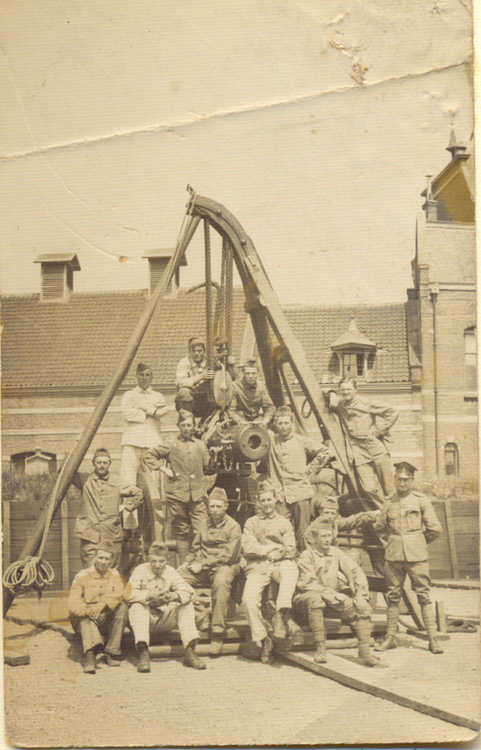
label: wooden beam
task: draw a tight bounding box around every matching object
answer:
[60,500,69,591]
[3,500,10,569]
[277,648,480,732]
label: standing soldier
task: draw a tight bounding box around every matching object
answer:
[175,337,215,419]
[143,410,212,564]
[267,406,330,551]
[326,377,398,505]
[374,461,444,654]
[227,359,275,426]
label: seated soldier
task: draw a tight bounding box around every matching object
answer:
[241,479,299,664]
[292,520,383,667]
[305,495,378,557]
[178,487,242,656]
[175,337,215,419]
[126,542,206,673]
[227,359,275,426]
[68,540,129,674]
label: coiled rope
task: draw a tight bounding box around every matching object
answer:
[3,469,63,598]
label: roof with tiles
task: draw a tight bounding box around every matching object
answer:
[424,225,476,284]
[2,290,410,389]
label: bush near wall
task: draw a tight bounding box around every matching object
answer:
[2,470,80,504]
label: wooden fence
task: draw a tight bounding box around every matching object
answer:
[2,498,479,592]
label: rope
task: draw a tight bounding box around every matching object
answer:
[214,236,228,344]
[225,237,234,355]
[204,217,214,368]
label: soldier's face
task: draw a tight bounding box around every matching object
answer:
[179,417,195,439]
[136,369,153,390]
[258,492,276,515]
[190,344,205,363]
[340,383,356,402]
[149,555,167,577]
[208,498,227,523]
[275,416,293,437]
[395,470,414,495]
[320,508,337,522]
[93,456,111,477]
[243,367,258,387]
[314,529,333,552]
[94,550,113,572]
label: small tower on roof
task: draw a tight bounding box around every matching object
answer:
[331,317,376,380]
[446,129,468,162]
[142,249,188,297]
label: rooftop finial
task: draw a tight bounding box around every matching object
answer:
[446,128,467,161]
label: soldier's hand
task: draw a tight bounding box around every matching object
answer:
[160,465,175,478]
[333,592,347,603]
[329,393,339,408]
[189,561,203,574]
[163,591,180,603]
[87,602,106,617]
[204,369,215,380]
[353,596,369,614]
[267,549,283,562]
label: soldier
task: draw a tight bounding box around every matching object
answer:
[227,359,275,426]
[326,377,398,505]
[175,337,215,419]
[305,494,378,561]
[178,487,242,656]
[126,542,206,672]
[374,461,444,654]
[292,521,383,667]
[72,447,144,570]
[143,410,212,564]
[241,479,299,664]
[68,540,129,674]
[267,406,330,551]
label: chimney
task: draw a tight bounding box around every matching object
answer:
[34,253,81,301]
[142,249,187,297]
[422,175,438,222]
[446,128,468,162]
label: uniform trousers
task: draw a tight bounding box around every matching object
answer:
[128,601,199,647]
[355,454,395,504]
[179,565,238,633]
[175,386,212,419]
[242,560,299,646]
[120,445,148,485]
[292,591,371,624]
[168,497,208,540]
[80,539,122,569]
[70,602,129,656]
[384,559,432,605]
[276,498,311,552]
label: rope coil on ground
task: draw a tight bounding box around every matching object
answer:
[3,556,55,598]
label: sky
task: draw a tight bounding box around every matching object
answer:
[0,0,474,306]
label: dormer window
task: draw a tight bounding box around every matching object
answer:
[142,249,187,298]
[34,253,80,302]
[330,318,377,380]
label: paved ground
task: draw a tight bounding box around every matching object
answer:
[3,585,481,747]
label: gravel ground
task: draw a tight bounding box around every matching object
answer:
[3,586,481,748]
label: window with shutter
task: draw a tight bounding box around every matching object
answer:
[41,264,65,300]
[150,258,172,296]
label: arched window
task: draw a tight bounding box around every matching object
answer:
[444,443,459,477]
[464,327,477,393]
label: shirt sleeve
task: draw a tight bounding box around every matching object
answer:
[368,400,399,433]
[119,478,144,502]
[168,569,195,604]
[122,390,146,424]
[301,437,330,476]
[68,574,88,617]
[176,357,195,389]
[125,566,150,605]
[280,519,296,559]
[226,387,243,424]
[103,573,125,611]
[421,497,443,543]
[296,552,324,594]
[338,511,377,532]
[216,522,242,566]
[260,387,275,423]
[241,518,266,559]
[338,549,370,598]
[373,502,389,535]
[143,440,172,471]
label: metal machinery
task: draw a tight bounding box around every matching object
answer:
[3,187,419,628]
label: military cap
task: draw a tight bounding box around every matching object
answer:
[319,495,339,510]
[93,447,111,461]
[393,461,417,475]
[209,487,228,502]
[148,542,169,558]
[188,336,205,348]
[311,520,334,532]
[136,361,152,374]
[95,540,115,555]
[257,477,275,496]
[177,409,194,425]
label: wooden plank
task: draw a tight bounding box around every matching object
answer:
[444,500,460,578]
[277,648,480,732]
[3,501,11,568]
[60,501,69,590]
[4,650,30,667]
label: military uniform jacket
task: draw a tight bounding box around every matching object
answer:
[143,435,210,503]
[373,491,442,562]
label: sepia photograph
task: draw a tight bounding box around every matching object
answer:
[0,0,479,747]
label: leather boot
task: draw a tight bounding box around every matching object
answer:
[208,634,224,657]
[271,611,287,640]
[136,642,151,673]
[260,636,274,664]
[421,603,444,654]
[376,604,399,651]
[356,618,383,667]
[307,607,327,663]
[176,538,190,566]
[183,642,207,670]
[83,649,96,674]
[104,652,120,667]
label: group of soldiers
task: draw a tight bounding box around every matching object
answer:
[68,336,444,674]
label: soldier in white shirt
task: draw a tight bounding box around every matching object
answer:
[120,362,168,486]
